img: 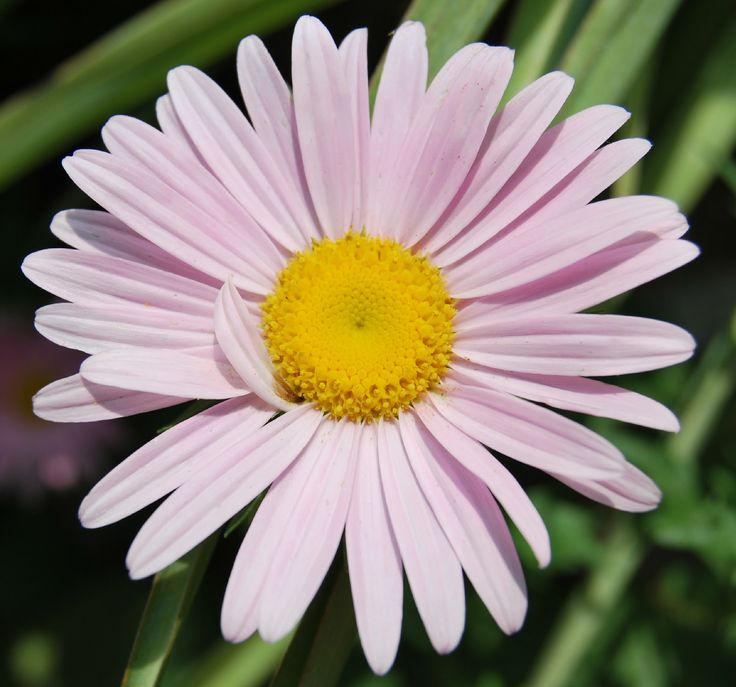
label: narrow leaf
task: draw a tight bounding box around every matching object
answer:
[269,561,356,687]
[122,532,219,687]
[0,0,340,189]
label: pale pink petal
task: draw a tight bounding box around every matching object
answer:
[127,404,322,578]
[555,461,661,512]
[166,67,313,251]
[435,105,631,266]
[339,28,370,230]
[414,401,550,567]
[22,249,217,316]
[258,420,359,640]
[447,196,685,298]
[50,209,216,285]
[155,94,202,157]
[62,150,278,293]
[449,362,679,432]
[455,314,695,376]
[80,347,248,398]
[237,35,318,233]
[454,237,699,321]
[214,279,293,411]
[292,16,356,237]
[221,421,338,643]
[430,385,623,479]
[35,303,214,354]
[366,21,427,235]
[80,396,273,527]
[380,44,514,245]
[400,412,527,633]
[422,71,573,253]
[346,423,403,674]
[377,420,465,653]
[33,373,184,423]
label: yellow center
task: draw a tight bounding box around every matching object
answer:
[261,232,456,422]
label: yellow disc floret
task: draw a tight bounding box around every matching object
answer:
[261,232,456,422]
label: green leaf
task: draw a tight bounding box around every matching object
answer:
[644,13,736,212]
[559,0,683,115]
[0,0,340,189]
[503,0,577,101]
[369,0,507,103]
[269,560,356,687]
[121,532,219,687]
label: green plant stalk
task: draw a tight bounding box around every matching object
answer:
[523,321,735,687]
[0,0,339,189]
[121,531,219,687]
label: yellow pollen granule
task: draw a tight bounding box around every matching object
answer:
[261,232,456,422]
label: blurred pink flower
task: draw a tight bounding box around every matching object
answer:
[23,16,697,673]
[0,317,115,499]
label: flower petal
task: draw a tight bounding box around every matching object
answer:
[346,423,403,675]
[258,420,359,641]
[555,461,661,512]
[435,104,631,266]
[214,279,294,411]
[166,67,312,251]
[22,249,217,316]
[339,28,370,231]
[127,404,322,578]
[35,303,214,354]
[400,412,527,633]
[62,150,277,293]
[415,400,551,567]
[80,347,248,398]
[79,396,273,527]
[455,313,695,376]
[292,16,356,237]
[431,385,624,479]
[366,21,427,235]
[33,374,184,423]
[381,44,515,245]
[447,196,686,298]
[422,71,573,253]
[377,420,465,653]
[450,362,679,432]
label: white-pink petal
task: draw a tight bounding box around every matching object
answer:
[455,313,695,376]
[415,401,551,567]
[127,404,322,578]
[292,16,356,237]
[450,363,679,432]
[346,423,403,674]
[33,374,184,423]
[80,347,248,399]
[214,279,293,411]
[431,385,624,479]
[377,420,465,654]
[79,396,273,527]
[400,412,527,633]
[258,420,359,640]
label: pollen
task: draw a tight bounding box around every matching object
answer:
[261,232,456,422]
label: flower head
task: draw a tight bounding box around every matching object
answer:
[23,16,697,673]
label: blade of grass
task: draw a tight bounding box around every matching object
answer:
[269,560,356,687]
[369,0,508,103]
[559,0,682,115]
[0,0,339,189]
[121,531,219,687]
[644,14,736,212]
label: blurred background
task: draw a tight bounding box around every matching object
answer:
[1,0,735,685]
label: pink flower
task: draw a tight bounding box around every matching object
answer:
[0,316,115,500]
[23,17,697,673]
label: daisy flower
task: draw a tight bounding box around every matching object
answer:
[23,16,697,674]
